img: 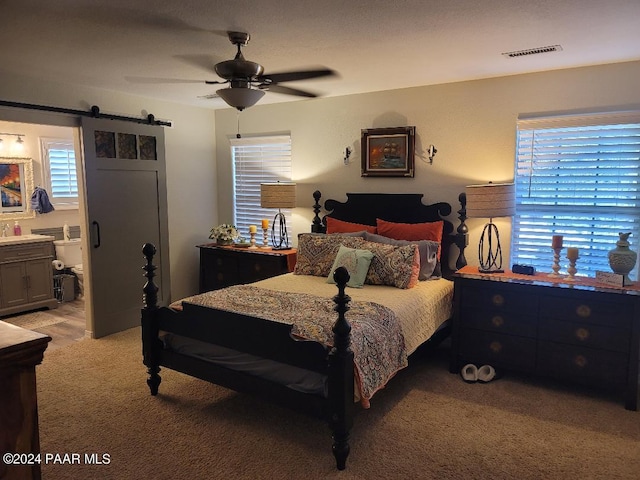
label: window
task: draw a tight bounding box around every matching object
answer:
[231,135,292,240]
[511,112,640,279]
[41,137,78,208]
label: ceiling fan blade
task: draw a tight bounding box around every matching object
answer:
[174,54,222,74]
[256,68,336,84]
[261,84,318,98]
[124,76,225,85]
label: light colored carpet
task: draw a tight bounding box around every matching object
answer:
[35,327,640,480]
[3,310,66,330]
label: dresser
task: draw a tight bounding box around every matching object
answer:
[197,244,297,292]
[0,322,51,480]
[450,266,640,410]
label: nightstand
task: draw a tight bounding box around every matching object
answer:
[197,244,297,292]
[450,266,640,410]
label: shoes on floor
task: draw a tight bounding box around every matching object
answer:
[460,364,497,383]
[460,364,478,383]
[477,365,496,383]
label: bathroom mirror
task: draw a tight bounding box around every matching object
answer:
[0,157,36,221]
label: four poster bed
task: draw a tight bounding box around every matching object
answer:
[141,191,468,470]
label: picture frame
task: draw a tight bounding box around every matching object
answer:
[0,157,36,220]
[361,126,415,177]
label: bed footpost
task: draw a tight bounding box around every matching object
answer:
[328,266,354,470]
[141,243,162,396]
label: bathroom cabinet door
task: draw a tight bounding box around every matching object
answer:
[81,118,170,338]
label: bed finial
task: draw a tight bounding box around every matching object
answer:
[142,243,159,310]
[329,266,354,470]
[311,190,325,233]
[455,192,469,269]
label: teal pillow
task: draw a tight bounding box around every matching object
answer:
[327,245,374,288]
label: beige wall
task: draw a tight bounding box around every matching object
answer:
[0,72,217,300]
[215,60,640,268]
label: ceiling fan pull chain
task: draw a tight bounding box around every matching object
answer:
[236,111,242,138]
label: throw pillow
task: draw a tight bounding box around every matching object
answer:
[376,218,444,260]
[363,232,439,279]
[327,245,374,288]
[326,216,377,234]
[360,240,420,289]
[294,233,365,277]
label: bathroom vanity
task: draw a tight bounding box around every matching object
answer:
[0,235,58,316]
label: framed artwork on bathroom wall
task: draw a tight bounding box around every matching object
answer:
[0,157,36,220]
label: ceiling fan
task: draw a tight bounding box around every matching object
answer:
[131,31,336,111]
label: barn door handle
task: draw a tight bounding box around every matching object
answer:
[92,221,101,248]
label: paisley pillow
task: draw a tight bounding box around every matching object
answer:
[360,240,420,289]
[294,233,365,277]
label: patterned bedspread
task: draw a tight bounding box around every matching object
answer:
[178,285,408,408]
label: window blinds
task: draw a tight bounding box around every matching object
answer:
[511,112,640,278]
[231,135,292,240]
[41,138,78,205]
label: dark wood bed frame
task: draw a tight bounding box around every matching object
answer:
[141,191,468,470]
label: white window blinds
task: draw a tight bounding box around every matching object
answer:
[511,112,640,279]
[231,135,292,240]
[40,138,78,208]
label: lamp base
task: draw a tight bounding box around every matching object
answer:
[478,268,504,274]
[270,211,290,250]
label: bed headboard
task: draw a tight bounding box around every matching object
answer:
[310,190,468,277]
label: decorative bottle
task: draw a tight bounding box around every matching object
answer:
[13,221,21,236]
[608,232,637,284]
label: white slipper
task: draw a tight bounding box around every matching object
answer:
[477,365,496,383]
[460,364,478,383]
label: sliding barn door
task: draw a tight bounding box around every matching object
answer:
[81,117,170,338]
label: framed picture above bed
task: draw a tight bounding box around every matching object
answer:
[361,126,415,177]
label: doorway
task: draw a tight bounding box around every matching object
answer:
[0,118,88,342]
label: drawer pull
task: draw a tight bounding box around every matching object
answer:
[216,259,223,266]
[491,294,505,307]
[575,327,590,341]
[216,273,224,282]
[254,263,262,272]
[574,355,588,368]
[576,304,591,318]
[489,341,503,354]
[491,315,504,327]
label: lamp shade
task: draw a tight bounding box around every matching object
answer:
[216,87,265,111]
[466,183,515,218]
[260,182,297,208]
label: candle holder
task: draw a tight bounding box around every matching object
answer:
[260,228,271,249]
[248,231,258,249]
[566,256,578,281]
[549,247,563,277]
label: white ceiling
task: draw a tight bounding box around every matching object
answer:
[2,0,640,110]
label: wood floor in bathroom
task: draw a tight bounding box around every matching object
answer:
[2,298,87,352]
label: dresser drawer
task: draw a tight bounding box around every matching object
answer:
[537,341,628,388]
[459,330,536,371]
[0,243,53,263]
[539,295,631,329]
[238,255,287,283]
[460,308,537,337]
[461,285,538,314]
[539,318,629,353]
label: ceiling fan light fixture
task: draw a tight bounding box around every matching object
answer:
[217,87,265,111]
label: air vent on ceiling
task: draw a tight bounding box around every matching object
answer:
[502,45,563,58]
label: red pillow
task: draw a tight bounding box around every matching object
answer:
[376,218,444,259]
[326,217,377,234]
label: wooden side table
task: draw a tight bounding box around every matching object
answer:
[0,321,51,480]
[197,244,297,292]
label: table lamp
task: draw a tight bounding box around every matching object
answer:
[465,182,515,273]
[260,182,296,250]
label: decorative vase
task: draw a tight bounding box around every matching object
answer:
[608,232,637,284]
[216,237,234,246]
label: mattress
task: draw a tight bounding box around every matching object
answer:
[163,273,453,405]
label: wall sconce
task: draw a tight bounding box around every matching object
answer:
[427,144,437,164]
[344,147,352,165]
[0,133,26,152]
